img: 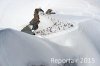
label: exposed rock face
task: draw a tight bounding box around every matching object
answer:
[29,16,40,30]
[46,9,56,14]
[30,8,44,30]
[21,25,35,35]
[21,8,44,34]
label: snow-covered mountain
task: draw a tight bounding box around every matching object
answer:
[0,0,100,66]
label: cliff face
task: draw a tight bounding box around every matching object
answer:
[30,9,40,25]
[29,8,41,30]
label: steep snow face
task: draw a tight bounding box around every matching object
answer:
[0,0,100,30]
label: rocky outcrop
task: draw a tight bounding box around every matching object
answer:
[21,8,44,35]
[30,8,44,30]
[46,9,56,14]
[21,25,35,35]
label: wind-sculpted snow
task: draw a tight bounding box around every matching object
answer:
[79,19,100,53]
[0,29,100,66]
[34,14,100,66]
[44,27,100,66]
[0,29,79,66]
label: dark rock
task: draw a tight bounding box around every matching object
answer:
[32,24,38,30]
[46,9,56,14]
[29,8,44,30]
[21,25,35,35]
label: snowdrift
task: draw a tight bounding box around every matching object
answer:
[36,14,100,66]
[79,19,100,53]
[0,28,100,66]
[0,29,78,66]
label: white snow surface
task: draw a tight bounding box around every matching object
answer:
[0,29,75,66]
[0,28,100,66]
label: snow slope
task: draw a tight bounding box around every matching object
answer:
[0,29,75,66]
[79,19,100,53]
[35,14,100,66]
[45,28,100,66]
[48,14,100,55]
[0,28,100,66]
